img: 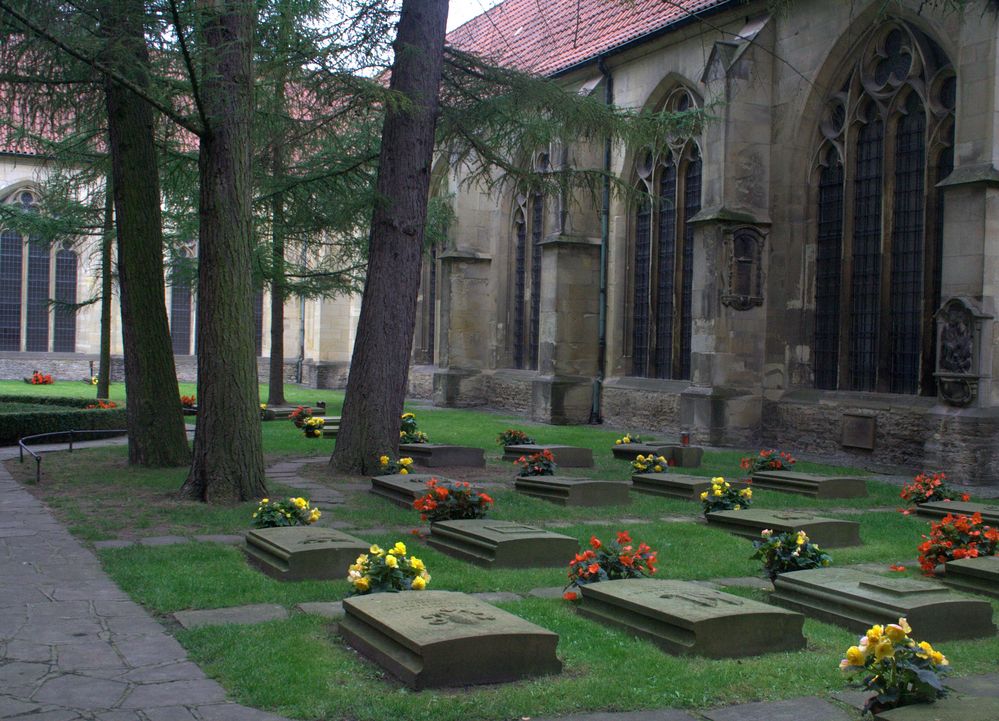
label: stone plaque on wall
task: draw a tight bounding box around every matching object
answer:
[841,413,876,450]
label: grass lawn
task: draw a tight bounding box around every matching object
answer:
[3,381,997,720]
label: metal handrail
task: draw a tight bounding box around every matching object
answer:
[18,428,128,484]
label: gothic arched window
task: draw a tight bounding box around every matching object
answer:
[511,154,548,371]
[53,247,78,352]
[812,23,954,395]
[629,88,701,379]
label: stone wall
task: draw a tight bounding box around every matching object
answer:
[0,354,125,384]
[756,389,999,488]
[600,378,683,434]
[407,365,434,399]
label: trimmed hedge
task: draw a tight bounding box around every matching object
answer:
[0,394,127,445]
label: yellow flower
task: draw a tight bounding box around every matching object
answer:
[369,544,383,556]
[796,531,807,546]
[700,491,709,501]
[885,623,908,643]
[308,509,321,523]
[293,497,308,509]
[845,645,866,667]
[385,554,398,568]
[379,455,389,465]
[873,638,894,661]
[251,512,257,518]
[400,468,409,475]
[653,465,662,472]
[261,498,269,504]
[399,430,405,438]
[740,488,752,499]
[734,504,742,510]
[713,489,723,497]
[866,625,883,643]
[401,412,415,419]
[391,541,407,556]
[260,403,267,409]
[354,576,370,592]
[411,575,427,590]
[896,617,911,634]
[400,457,413,466]
[410,557,425,571]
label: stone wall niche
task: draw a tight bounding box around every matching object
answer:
[934,297,992,409]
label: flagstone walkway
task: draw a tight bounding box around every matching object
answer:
[0,453,290,721]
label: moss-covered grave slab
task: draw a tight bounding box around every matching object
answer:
[749,470,868,499]
[772,568,997,642]
[427,519,577,568]
[514,475,631,506]
[338,590,562,689]
[577,578,805,658]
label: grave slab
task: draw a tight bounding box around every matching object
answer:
[399,443,485,468]
[576,578,805,658]
[771,568,997,642]
[243,526,369,581]
[873,696,999,721]
[338,590,561,689]
[514,475,631,506]
[749,470,868,499]
[296,601,344,619]
[942,555,999,599]
[632,473,746,501]
[427,519,578,567]
[172,604,288,630]
[667,445,704,468]
[611,442,672,461]
[915,500,999,525]
[369,474,454,508]
[705,509,861,547]
[502,444,594,467]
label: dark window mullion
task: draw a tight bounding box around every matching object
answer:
[513,213,527,369]
[631,200,652,376]
[678,150,701,381]
[849,118,884,392]
[528,193,543,371]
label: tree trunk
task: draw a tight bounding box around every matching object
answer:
[100,0,190,467]
[330,0,448,474]
[266,64,288,406]
[180,0,265,503]
[97,181,113,400]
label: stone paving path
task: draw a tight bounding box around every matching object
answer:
[0,454,291,721]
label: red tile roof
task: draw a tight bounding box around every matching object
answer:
[446,0,731,77]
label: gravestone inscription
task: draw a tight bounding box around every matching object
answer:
[243,526,369,581]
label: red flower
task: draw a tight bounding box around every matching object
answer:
[888,564,906,572]
[563,591,578,601]
[590,535,602,549]
[616,531,631,545]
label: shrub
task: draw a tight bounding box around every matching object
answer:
[631,453,669,474]
[564,531,658,599]
[515,448,557,476]
[0,394,127,445]
[399,412,429,444]
[251,496,321,528]
[740,448,795,475]
[700,476,752,515]
[840,618,949,715]
[900,472,969,508]
[348,541,430,594]
[378,454,414,475]
[413,478,493,522]
[751,529,832,581]
[497,428,534,446]
[917,512,998,574]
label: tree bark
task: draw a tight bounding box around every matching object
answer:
[180,0,266,503]
[100,0,190,466]
[266,54,288,406]
[330,0,449,474]
[97,180,113,400]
